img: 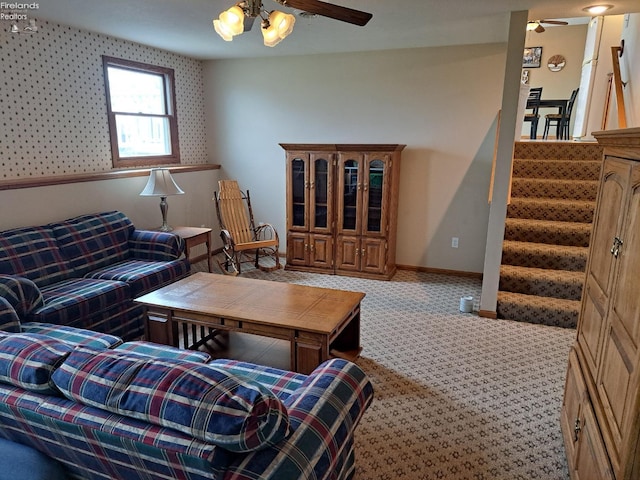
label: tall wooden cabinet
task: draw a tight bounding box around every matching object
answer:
[561,128,640,480]
[281,144,404,280]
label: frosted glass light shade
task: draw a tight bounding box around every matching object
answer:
[263,10,295,47]
[270,10,295,38]
[262,23,283,47]
[214,5,245,41]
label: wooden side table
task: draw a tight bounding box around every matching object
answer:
[169,226,212,273]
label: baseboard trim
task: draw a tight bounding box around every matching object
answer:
[478,309,498,319]
[397,264,482,279]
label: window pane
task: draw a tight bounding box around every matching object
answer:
[115,114,170,157]
[107,67,166,115]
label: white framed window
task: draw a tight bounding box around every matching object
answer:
[103,56,180,167]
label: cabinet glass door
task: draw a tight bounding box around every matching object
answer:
[366,159,385,233]
[290,157,307,228]
[312,156,330,230]
[341,159,359,232]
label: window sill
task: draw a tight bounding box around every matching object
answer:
[0,164,220,191]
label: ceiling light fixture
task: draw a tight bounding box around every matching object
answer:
[526,21,540,31]
[582,4,614,15]
[213,0,296,47]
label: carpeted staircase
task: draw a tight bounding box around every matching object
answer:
[497,142,604,328]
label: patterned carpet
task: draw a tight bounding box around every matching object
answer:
[197,259,576,480]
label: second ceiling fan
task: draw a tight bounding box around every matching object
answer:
[527,19,569,33]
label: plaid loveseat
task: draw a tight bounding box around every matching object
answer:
[0,211,190,341]
[0,325,374,480]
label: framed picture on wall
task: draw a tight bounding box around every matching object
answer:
[523,47,542,68]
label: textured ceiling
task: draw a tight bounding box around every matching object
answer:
[26,0,640,59]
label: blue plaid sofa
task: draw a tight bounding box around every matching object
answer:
[0,324,374,480]
[0,211,190,341]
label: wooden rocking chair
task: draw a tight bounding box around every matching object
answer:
[213,180,281,275]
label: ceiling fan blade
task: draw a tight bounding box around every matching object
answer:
[541,19,569,25]
[281,0,372,26]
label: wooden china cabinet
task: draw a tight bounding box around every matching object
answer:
[560,128,640,480]
[281,144,404,280]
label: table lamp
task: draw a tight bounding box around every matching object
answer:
[140,168,185,232]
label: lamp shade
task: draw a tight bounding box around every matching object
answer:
[140,169,185,197]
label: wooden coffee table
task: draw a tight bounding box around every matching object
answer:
[134,272,365,374]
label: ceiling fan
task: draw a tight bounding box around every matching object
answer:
[526,19,569,33]
[213,0,373,46]
[277,0,372,26]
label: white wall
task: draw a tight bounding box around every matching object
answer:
[204,44,507,273]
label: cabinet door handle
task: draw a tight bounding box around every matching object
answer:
[310,243,315,251]
[610,236,623,258]
[361,248,365,256]
[363,183,368,191]
[304,243,309,251]
[573,417,581,442]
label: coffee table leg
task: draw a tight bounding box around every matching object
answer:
[294,332,328,375]
[145,308,175,346]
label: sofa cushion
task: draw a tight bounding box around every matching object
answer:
[21,322,123,349]
[52,348,290,452]
[0,333,73,394]
[50,211,135,277]
[115,341,211,363]
[32,278,130,326]
[86,258,190,297]
[0,226,73,287]
[210,359,307,402]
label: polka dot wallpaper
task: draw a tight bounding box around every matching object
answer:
[0,21,208,180]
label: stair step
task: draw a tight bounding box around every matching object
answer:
[501,241,588,271]
[497,291,579,329]
[511,178,599,201]
[504,218,591,247]
[513,141,603,161]
[512,159,601,181]
[499,265,584,301]
[507,197,595,223]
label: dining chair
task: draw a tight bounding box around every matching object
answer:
[523,87,543,139]
[543,88,579,140]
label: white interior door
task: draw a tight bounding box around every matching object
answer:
[572,61,596,139]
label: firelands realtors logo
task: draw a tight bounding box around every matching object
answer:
[1,2,40,34]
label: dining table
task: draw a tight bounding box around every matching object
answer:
[526,97,569,139]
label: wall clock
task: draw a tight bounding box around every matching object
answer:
[547,55,566,72]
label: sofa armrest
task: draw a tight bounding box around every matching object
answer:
[0,297,21,333]
[223,358,374,480]
[128,230,185,261]
[0,275,44,318]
